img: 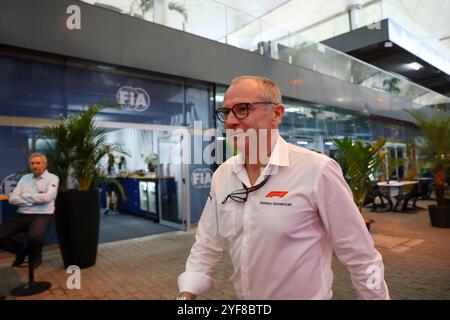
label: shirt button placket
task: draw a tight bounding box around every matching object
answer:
[240,200,251,298]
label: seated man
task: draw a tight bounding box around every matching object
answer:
[0,153,59,268]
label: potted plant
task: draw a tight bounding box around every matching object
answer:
[39,105,127,268]
[407,109,450,227]
[142,152,158,175]
[333,137,386,230]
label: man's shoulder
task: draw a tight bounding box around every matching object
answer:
[286,143,333,166]
[19,173,33,182]
[43,171,59,181]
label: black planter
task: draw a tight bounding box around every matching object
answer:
[428,205,450,228]
[55,189,100,269]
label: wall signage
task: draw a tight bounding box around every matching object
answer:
[116,86,151,112]
[191,168,213,189]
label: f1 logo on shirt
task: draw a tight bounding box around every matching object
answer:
[265,191,288,198]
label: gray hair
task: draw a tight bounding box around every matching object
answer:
[28,152,47,164]
[231,75,282,104]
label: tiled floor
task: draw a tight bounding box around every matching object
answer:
[99,209,176,243]
[1,200,449,300]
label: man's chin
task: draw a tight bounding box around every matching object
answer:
[231,143,247,154]
[227,135,247,152]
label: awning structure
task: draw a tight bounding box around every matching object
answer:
[322,19,450,97]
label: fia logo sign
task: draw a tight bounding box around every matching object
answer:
[191,168,212,189]
[116,86,150,112]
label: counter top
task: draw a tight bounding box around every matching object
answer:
[117,176,175,180]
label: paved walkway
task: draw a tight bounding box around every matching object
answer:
[1,200,449,300]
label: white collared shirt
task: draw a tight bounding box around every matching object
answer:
[178,136,390,300]
[9,170,59,214]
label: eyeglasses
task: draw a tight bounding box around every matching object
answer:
[221,175,270,204]
[215,101,277,123]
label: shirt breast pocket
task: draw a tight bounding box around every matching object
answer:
[37,182,49,193]
[21,182,35,194]
[217,202,241,239]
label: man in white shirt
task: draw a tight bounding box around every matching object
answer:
[0,153,59,268]
[177,76,390,300]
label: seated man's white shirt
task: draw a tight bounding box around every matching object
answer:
[9,170,59,214]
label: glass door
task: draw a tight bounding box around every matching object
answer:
[384,142,407,181]
[101,126,188,230]
[157,130,187,230]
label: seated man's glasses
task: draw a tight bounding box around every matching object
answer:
[215,102,277,123]
[222,175,270,204]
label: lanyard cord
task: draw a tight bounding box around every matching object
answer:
[242,174,270,194]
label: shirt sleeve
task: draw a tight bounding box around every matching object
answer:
[178,180,225,297]
[8,177,33,207]
[314,159,390,300]
[21,175,59,204]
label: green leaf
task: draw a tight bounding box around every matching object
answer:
[333,137,386,211]
[406,109,450,206]
[38,104,128,191]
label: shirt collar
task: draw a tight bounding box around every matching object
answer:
[33,170,49,180]
[267,135,290,168]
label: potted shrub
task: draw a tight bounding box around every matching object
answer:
[39,105,127,268]
[333,137,386,230]
[142,152,158,175]
[407,109,450,227]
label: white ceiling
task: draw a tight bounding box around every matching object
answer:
[215,0,450,50]
[395,0,450,41]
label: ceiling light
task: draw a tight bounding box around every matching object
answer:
[384,41,393,48]
[407,62,423,70]
[325,142,333,146]
[296,141,308,145]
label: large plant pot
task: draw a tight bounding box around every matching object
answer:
[55,189,100,269]
[428,205,450,228]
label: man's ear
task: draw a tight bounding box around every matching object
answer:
[272,104,285,125]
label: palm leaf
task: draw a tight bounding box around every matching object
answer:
[334,137,386,211]
[407,110,450,206]
[39,104,127,191]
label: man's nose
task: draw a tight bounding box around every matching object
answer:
[224,111,239,128]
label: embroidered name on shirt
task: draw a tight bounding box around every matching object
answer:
[265,191,288,198]
[259,200,292,206]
